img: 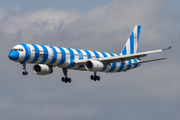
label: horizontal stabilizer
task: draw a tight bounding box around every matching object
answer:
[132,58,167,65]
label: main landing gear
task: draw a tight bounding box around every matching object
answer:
[61,68,71,83]
[90,72,100,81]
[20,62,28,75]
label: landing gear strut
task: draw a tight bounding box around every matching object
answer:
[90,72,100,81]
[61,68,71,83]
[20,62,28,75]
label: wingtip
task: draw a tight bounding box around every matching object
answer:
[162,37,174,51]
[169,37,175,48]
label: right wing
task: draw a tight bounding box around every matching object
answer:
[73,39,173,65]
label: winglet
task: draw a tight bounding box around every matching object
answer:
[162,37,174,51]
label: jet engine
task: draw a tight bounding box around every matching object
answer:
[33,64,53,75]
[85,60,104,71]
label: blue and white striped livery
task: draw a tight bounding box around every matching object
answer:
[8,25,173,83]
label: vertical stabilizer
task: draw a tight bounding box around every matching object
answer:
[121,25,141,55]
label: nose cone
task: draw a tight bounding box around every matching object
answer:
[8,51,19,61]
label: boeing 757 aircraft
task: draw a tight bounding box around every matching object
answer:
[8,25,173,83]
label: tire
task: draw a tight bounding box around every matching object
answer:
[94,75,97,81]
[62,77,65,82]
[68,78,71,83]
[94,75,97,79]
[22,71,26,75]
[97,76,100,81]
[90,75,94,80]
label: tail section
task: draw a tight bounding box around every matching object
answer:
[121,25,141,55]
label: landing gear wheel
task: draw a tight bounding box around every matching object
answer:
[91,75,94,80]
[97,76,100,81]
[90,72,100,81]
[94,75,97,81]
[62,77,65,82]
[68,78,71,83]
[22,71,28,75]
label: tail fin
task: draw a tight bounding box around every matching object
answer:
[120,25,141,55]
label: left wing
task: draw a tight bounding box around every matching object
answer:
[73,40,173,65]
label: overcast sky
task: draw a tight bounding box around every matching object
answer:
[0,0,180,120]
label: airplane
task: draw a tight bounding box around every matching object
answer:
[8,25,173,83]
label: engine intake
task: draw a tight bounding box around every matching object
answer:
[33,64,53,75]
[85,60,104,71]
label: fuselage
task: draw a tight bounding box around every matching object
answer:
[8,43,140,73]
[7,25,172,83]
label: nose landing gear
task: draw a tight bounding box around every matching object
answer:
[20,62,28,75]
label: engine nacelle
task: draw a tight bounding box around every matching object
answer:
[85,60,104,71]
[33,64,53,75]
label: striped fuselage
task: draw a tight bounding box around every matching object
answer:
[9,43,140,73]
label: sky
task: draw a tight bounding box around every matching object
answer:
[0,0,180,120]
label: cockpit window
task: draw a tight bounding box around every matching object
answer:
[11,49,23,52]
